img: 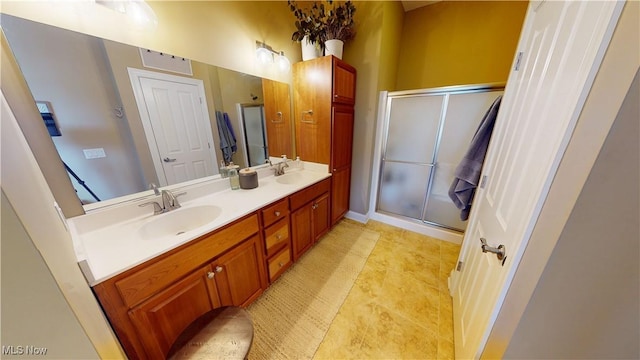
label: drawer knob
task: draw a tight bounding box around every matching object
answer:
[274,211,281,217]
[215,266,223,273]
[276,234,282,240]
[207,271,215,279]
[279,262,284,267]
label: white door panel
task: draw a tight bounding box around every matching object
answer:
[452,1,623,358]
[130,68,217,186]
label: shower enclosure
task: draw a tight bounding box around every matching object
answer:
[239,104,268,167]
[371,84,504,233]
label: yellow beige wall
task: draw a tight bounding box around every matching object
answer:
[0,1,298,84]
[396,1,528,90]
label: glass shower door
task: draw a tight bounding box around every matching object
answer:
[377,94,445,220]
[241,105,268,166]
[422,90,504,231]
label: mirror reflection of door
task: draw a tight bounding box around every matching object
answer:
[240,104,268,167]
[129,68,218,186]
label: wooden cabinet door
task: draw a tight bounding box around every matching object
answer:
[331,105,354,171]
[128,266,220,359]
[312,192,330,240]
[263,78,293,158]
[331,167,351,226]
[293,57,332,164]
[330,105,354,226]
[213,235,265,307]
[332,57,356,105]
[291,203,313,261]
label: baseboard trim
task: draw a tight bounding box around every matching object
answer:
[368,212,463,244]
[344,211,368,224]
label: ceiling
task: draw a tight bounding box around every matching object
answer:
[401,0,442,12]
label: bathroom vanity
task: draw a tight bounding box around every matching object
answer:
[70,165,331,359]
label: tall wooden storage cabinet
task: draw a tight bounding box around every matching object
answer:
[293,56,356,226]
[262,78,293,159]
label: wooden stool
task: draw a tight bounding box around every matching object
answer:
[168,307,254,360]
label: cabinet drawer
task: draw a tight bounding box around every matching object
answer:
[261,198,289,227]
[264,218,290,257]
[268,246,292,282]
[115,215,259,308]
[289,178,331,211]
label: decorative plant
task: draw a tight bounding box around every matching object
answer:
[288,0,327,49]
[323,0,356,42]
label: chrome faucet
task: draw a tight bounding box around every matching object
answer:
[161,189,184,211]
[149,183,160,196]
[270,155,289,176]
[138,189,186,215]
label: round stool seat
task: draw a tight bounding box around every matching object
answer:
[169,307,254,360]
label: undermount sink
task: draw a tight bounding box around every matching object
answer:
[275,172,305,185]
[138,205,222,240]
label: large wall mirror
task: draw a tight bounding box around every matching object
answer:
[1,14,294,211]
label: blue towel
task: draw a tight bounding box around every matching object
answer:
[216,111,237,163]
[448,95,502,220]
[223,113,237,153]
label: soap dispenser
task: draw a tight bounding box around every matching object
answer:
[227,162,240,190]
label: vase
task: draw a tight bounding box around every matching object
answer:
[324,39,344,59]
[301,35,320,61]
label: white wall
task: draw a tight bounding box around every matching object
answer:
[503,68,639,359]
[1,192,99,359]
[0,92,124,358]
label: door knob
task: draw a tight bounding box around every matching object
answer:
[480,237,507,264]
[163,157,176,162]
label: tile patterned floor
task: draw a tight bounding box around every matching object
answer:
[314,219,461,360]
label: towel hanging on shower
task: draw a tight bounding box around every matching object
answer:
[448,95,502,220]
[216,111,237,163]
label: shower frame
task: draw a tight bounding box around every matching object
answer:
[369,83,505,242]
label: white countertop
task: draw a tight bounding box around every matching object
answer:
[67,162,330,286]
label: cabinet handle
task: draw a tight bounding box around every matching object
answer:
[301,110,315,124]
[334,94,339,98]
[276,233,282,240]
[279,262,284,267]
[215,266,223,273]
[207,271,215,279]
[274,211,281,217]
[271,111,283,123]
[312,203,318,210]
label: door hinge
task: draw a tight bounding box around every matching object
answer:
[480,175,488,189]
[514,51,523,71]
[456,261,464,272]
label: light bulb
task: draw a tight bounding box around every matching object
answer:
[276,51,291,73]
[256,46,273,65]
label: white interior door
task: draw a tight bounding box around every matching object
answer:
[451,1,623,359]
[129,68,217,186]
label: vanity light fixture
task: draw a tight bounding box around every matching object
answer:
[255,41,291,73]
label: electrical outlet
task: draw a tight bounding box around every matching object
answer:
[83,148,106,159]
